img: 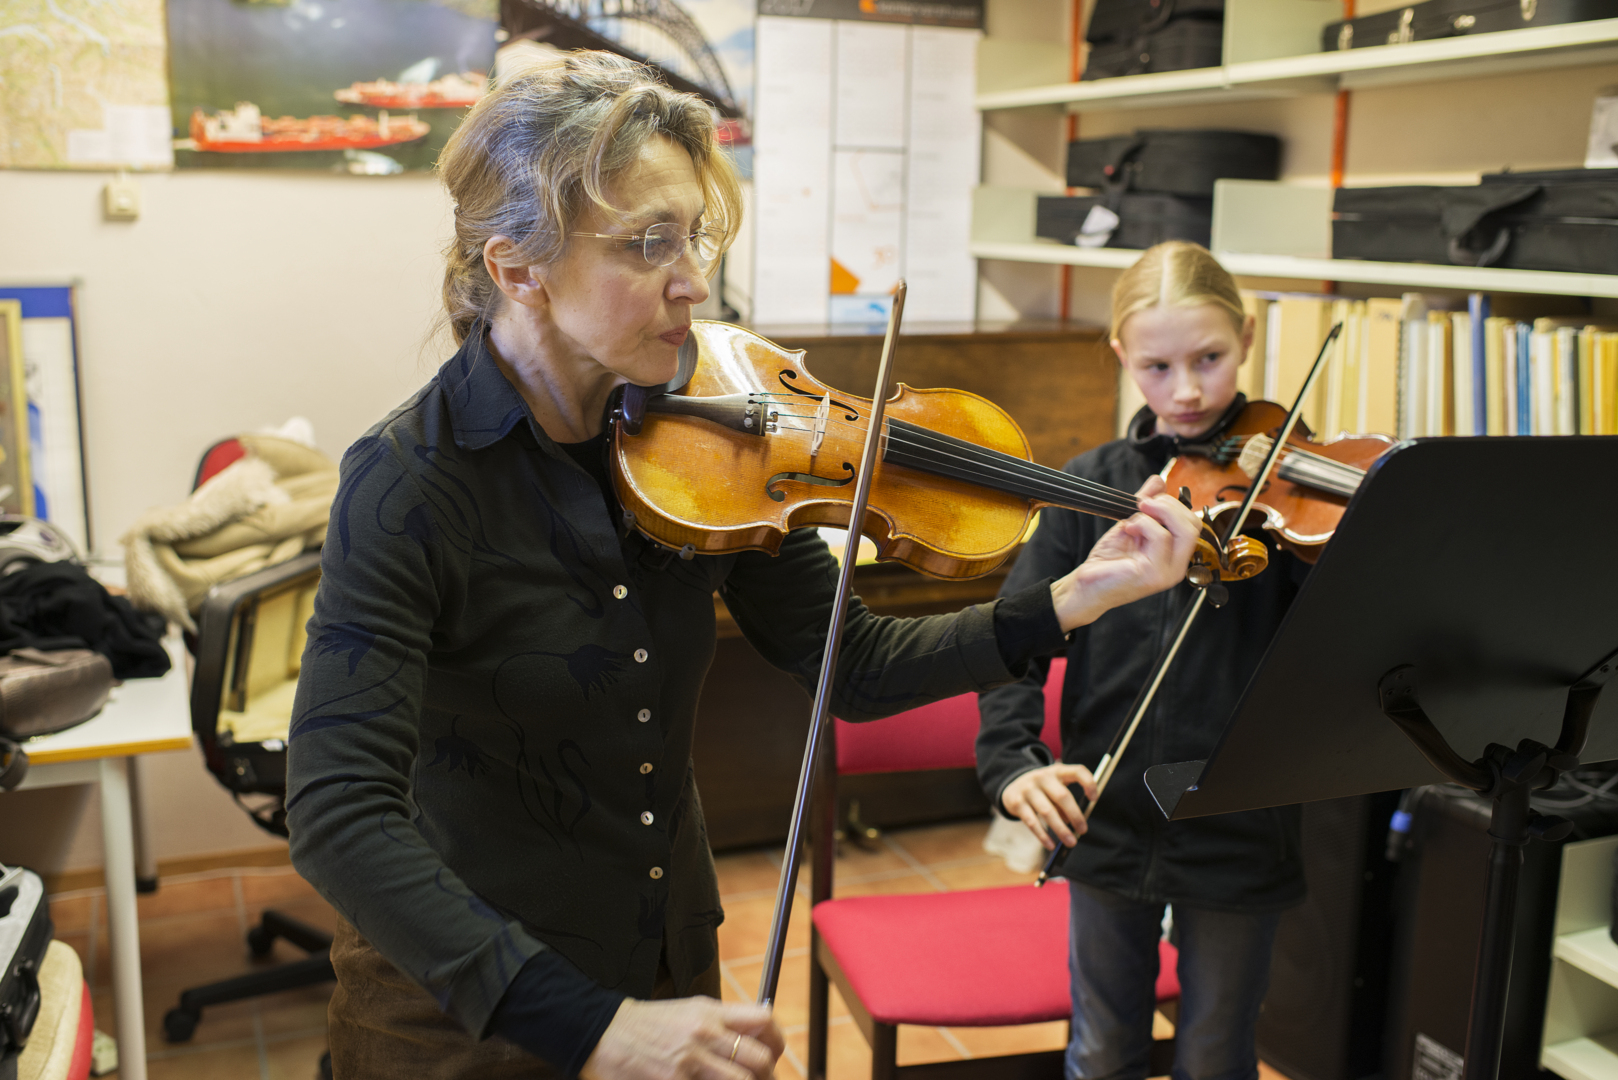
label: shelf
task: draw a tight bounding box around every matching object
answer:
[1544,1032,1618,1080]
[969,239,1618,298]
[976,18,1618,112]
[1558,929,1618,992]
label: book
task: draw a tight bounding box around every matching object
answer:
[1364,298,1402,436]
[1600,333,1618,435]
[1323,298,1354,436]
[1484,316,1510,436]
[1273,296,1334,429]
[1503,322,1518,435]
[1517,321,1533,436]
[1425,311,1450,437]
[1555,325,1577,435]
[1399,294,1429,439]
[1451,312,1474,437]
[1239,292,1269,403]
[1338,300,1366,435]
[1467,293,1489,434]
[1579,326,1598,434]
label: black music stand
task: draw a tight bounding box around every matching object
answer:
[1141,436,1618,1080]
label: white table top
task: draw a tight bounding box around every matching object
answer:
[20,637,192,766]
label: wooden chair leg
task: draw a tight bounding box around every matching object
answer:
[869,1022,898,1080]
[809,928,830,1080]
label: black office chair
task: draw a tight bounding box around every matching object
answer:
[158,447,336,1072]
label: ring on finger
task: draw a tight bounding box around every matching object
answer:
[729,1034,743,1063]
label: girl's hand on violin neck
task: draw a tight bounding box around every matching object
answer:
[1048,475,1201,632]
[1002,763,1098,850]
[581,997,784,1080]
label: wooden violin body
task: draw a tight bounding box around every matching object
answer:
[1163,399,1393,563]
[613,322,1267,582]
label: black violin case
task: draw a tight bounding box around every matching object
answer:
[1084,0,1224,79]
[1067,130,1281,196]
[1321,0,1618,51]
[1037,193,1213,250]
[1332,169,1618,273]
[0,867,51,1076]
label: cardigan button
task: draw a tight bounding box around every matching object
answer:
[613,585,628,599]
[649,866,664,879]
[641,811,655,825]
[637,709,651,723]
[640,763,653,774]
[634,648,648,663]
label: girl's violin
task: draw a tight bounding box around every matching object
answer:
[1162,399,1393,563]
[610,321,1267,585]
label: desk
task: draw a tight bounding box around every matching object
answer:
[15,639,191,1080]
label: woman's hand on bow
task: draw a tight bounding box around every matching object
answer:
[1049,475,1200,632]
[581,997,785,1080]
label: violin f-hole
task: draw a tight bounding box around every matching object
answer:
[765,463,856,502]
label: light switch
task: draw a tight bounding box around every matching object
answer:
[103,176,139,221]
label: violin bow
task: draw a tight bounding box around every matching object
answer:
[755,282,908,1006]
[1036,321,1344,886]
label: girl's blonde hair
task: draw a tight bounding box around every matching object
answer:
[1109,241,1245,342]
[436,50,743,345]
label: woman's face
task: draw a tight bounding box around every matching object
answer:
[535,135,711,387]
[1112,303,1253,440]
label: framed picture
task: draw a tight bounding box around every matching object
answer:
[0,302,34,518]
[0,287,90,554]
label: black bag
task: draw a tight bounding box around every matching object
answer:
[1322,0,1618,50]
[1037,193,1213,249]
[1333,171,1618,273]
[1085,17,1223,78]
[0,867,51,1071]
[1083,0,1223,79]
[1067,130,1281,197]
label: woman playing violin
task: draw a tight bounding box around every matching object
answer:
[286,52,1202,1080]
[977,242,1312,1080]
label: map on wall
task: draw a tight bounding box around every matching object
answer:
[0,0,173,169]
[167,0,499,173]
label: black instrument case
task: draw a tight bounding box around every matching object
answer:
[1333,169,1618,273]
[1321,0,1618,51]
[1037,193,1214,250]
[1084,0,1224,79]
[1067,130,1281,197]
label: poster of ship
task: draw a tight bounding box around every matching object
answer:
[167,0,499,172]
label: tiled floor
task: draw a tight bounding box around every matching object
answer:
[48,819,1294,1080]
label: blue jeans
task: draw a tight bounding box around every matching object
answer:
[1066,880,1280,1080]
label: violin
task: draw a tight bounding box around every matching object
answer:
[1164,399,1393,563]
[610,321,1268,586]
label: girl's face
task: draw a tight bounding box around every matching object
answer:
[1112,303,1254,440]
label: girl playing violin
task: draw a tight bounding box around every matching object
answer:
[285,53,1202,1080]
[977,242,1310,1080]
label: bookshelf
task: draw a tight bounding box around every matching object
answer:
[1541,836,1618,1080]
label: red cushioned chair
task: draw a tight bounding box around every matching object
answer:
[808,658,1181,1080]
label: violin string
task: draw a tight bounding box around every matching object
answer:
[882,419,1143,512]
[883,423,1140,519]
[747,404,1141,516]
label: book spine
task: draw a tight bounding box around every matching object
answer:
[1516,323,1532,436]
[1469,293,1488,435]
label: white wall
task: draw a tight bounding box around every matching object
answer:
[0,168,459,873]
[0,169,455,559]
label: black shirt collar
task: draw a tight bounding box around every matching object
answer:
[1126,393,1249,464]
[440,331,551,454]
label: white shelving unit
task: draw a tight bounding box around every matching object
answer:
[972,0,1618,298]
[1542,836,1618,1080]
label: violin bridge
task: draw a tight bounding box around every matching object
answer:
[810,393,831,458]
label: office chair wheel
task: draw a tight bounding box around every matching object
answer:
[247,924,276,957]
[163,1006,199,1043]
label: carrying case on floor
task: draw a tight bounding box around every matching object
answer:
[1067,130,1281,197]
[1084,0,1224,79]
[1333,170,1618,273]
[1321,0,1618,51]
[0,866,52,1072]
[1037,193,1213,250]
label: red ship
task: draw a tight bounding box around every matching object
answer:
[334,72,486,110]
[188,103,430,153]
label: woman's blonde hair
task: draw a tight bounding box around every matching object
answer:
[1109,241,1245,342]
[436,50,743,345]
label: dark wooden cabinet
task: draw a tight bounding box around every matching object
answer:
[689,322,1117,851]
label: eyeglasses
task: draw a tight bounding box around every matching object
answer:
[571,222,720,268]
